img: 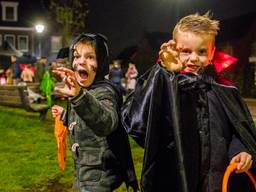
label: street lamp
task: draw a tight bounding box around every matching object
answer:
[35,24,45,58]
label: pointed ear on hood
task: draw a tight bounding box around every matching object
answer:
[69,33,109,82]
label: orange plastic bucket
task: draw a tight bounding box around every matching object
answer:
[222,163,256,192]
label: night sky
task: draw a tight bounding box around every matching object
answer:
[85,0,256,56]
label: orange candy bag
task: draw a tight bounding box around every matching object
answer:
[54,115,67,171]
[222,163,256,192]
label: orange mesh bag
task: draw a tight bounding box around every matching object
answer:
[54,115,67,171]
[222,163,256,192]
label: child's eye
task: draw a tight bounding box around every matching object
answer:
[87,55,95,60]
[180,48,190,53]
[180,49,191,56]
[73,52,80,58]
[74,55,80,59]
[198,49,207,55]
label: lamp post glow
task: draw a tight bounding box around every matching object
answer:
[35,24,45,57]
[35,24,44,33]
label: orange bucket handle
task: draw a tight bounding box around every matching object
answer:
[222,163,256,192]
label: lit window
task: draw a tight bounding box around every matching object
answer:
[18,35,29,52]
[51,36,62,53]
[1,1,19,22]
[4,34,15,47]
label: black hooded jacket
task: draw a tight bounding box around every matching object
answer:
[63,33,138,191]
[121,64,256,192]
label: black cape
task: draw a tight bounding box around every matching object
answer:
[121,64,256,192]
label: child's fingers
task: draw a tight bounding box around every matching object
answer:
[54,87,66,95]
[236,154,252,172]
[160,40,176,51]
[52,70,66,79]
[161,49,179,61]
[167,40,176,49]
[247,160,253,170]
[52,113,58,118]
[159,49,164,56]
[230,155,239,164]
[64,76,77,90]
[53,68,75,82]
[69,76,77,87]
[236,154,246,169]
[51,108,59,118]
[240,156,252,170]
[61,75,75,89]
[236,160,252,173]
[244,160,253,171]
[160,42,169,50]
[56,67,74,76]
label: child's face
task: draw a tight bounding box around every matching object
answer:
[72,43,97,87]
[176,31,215,74]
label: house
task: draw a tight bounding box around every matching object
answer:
[0,0,63,60]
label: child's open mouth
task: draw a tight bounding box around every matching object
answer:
[78,69,89,80]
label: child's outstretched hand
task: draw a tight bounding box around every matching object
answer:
[159,40,183,72]
[52,67,81,97]
[52,105,64,118]
[230,152,253,173]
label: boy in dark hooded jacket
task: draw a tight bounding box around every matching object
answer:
[52,33,138,192]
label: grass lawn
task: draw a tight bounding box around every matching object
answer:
[0,105,143,192]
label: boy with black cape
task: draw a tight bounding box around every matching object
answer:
[121,13,256,192]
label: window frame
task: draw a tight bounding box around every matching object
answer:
[51,36,62,53]
[1,1,19,22]
[4,34,15,47]
[17,35,29,52]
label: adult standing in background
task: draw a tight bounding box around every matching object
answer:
[12,55,21,84]
[125,63,138,93]
[35,57,47,82]
[109,60,123,87]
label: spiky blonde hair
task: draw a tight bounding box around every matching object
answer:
[173,12,219,40]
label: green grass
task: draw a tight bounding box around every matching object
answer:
[0,105,143,191]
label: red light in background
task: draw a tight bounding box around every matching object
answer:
[212,50,238,72]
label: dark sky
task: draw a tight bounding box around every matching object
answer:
[85,0,256,56]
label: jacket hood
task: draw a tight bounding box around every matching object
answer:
[70,33,109,82]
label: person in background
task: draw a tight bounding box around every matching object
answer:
[51,33,138,192]
[5,65,13,85]
[21,63,34,83]
[109,60,123,86]
[34,57,47,82]
[0,69,6,85]
[109,59,127,96]
[125,63,138,94]
[12,55,21,84]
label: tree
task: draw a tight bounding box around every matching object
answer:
[49,0,89,46]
